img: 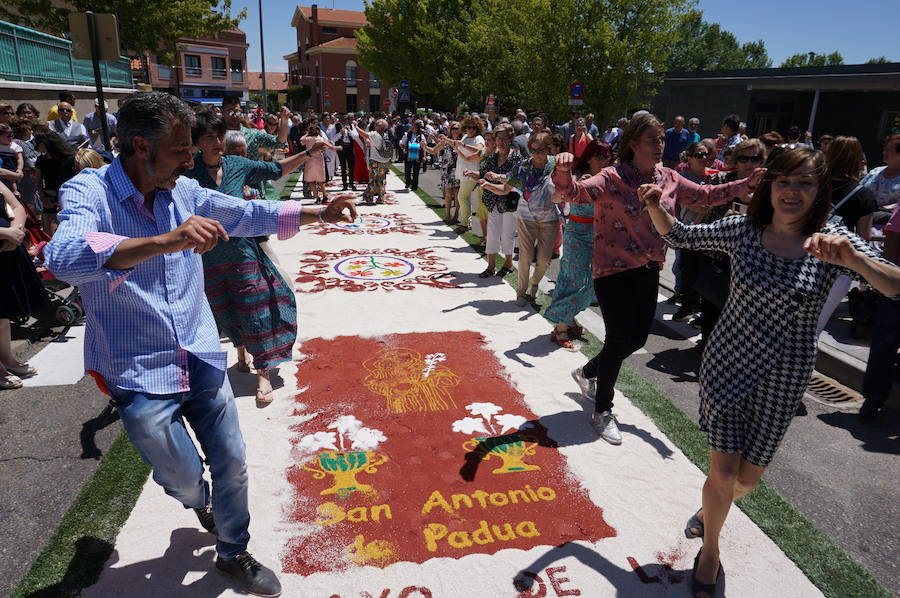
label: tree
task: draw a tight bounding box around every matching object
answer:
[357,0,690,123]
[287,85,312,109]
[0,0,245,63]
[667,10,772,71]
[780,51,844,68]
[866,56,890,64]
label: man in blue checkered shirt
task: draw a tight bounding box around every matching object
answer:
[45,92,356,597]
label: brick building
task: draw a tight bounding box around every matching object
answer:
[284,5,383,114]
[144,29,250,104]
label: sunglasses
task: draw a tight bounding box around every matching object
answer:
[58,108,72,113]
[227,110,242,117]
[0,132,13,137]
[530,147,548,154]
[690,152,709,159]
[1,111,13,116]
[735,155,763,163]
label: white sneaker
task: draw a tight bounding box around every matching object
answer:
[571,368,595,401]
[591,411,622,445]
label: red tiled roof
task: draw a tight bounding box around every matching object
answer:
[310,37,358,51]
[299,6,368,25]
[247,72,289,91]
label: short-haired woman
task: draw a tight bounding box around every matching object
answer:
[185,111,323,402]
[641,146,900,597]
[481,131,560,305]
[15,103,39,120]
[546,140,612,348]
[463,123,521,278]
[552,113,765,446]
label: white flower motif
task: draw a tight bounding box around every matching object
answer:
[465,402,503,418]
[350,427,387,451]
[495,413,530,434]
[298,431,338,454]
[422,353,446,379]
[328,415,364,450]
[451,417,490,436]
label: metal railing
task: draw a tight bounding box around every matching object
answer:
[0,20,133,88]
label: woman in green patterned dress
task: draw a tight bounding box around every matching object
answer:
[187,111,325,402]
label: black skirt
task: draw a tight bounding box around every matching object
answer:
[0,217,49,319]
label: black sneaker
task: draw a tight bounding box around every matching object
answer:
[859,398,882,421]
[194,501,218,535]
[216,552,282,597]
[666,293,681,305]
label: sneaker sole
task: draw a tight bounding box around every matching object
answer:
[570,370,594,401]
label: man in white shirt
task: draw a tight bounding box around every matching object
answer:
[50,101,88,149]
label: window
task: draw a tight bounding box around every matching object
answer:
[322,27,338,34]
[345,60,357,87]
[230,59,243,83]
[370,78,380,89]
[346,93,357,113]
[211,56,226,79]
[184,54,201,77]
[370,94,381,113]
[157,65,172,79]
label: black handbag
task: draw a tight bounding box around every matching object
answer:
[692,255,731,309]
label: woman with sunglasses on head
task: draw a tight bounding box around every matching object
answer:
[480,131,560,306]
[449,115,485,233]
[642,146,900,597]
[552,113,766,446]
[546,140,612,349]
[425,121,462,224]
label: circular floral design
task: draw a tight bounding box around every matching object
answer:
[333,255,416,280]
[332,216,393,231]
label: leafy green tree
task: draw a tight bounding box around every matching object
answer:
[667,10,771,71]
[780,51,844,68]
[866,56,890,64]
[0,0,245,62]
[357,0,689,123]
[286,85,312,109]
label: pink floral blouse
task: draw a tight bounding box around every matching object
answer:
[551,163,750,278]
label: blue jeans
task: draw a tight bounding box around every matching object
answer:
[109,354,249,559]
[862,296,900,407]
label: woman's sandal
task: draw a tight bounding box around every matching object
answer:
[478,268,496,278]
[685,508,704,538]
[235,361,252,374]
[691,548,722,598]
[497,266,514,277]
[0,374,24,390]
[6,363,37,377]
[256,388,275,404]
[550,328,575,350]
[567,325,584,338]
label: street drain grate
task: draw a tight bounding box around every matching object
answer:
[804,373,863,412]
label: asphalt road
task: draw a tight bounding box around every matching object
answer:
[414,164,899,594]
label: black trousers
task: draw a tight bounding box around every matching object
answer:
[582,264,660,412]
[338,145,355,188]
[404,159,421,190]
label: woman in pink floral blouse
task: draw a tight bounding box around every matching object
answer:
[552,113,765,445]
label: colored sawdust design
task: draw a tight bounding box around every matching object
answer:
[295,248,457,293]
[309,213,421,236]
[363,348,460,413]
[284,332,615,575]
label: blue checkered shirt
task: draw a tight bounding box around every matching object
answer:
[44,157,302,395]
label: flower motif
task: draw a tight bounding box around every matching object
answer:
[350,259,369,265]
[298,431,338,454]
[350,270,373,277]
[381,269,403,277]
[452,417,490,435]
[466,402,503,418]
[383,261,404,267]
[495,413,531,434]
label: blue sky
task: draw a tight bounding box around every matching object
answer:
[239,0,896,72]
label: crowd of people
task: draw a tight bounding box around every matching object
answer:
[1,87,898,598]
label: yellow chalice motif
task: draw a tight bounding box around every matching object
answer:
[462,433,541,475]
[303,450,388,497]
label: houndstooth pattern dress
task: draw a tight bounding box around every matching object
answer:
[663,215,895,466]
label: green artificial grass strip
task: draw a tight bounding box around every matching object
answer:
[278,172,302,201]
[407,178,891,598]
[12,431,150,598]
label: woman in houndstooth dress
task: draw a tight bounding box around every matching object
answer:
[642,147,900,597]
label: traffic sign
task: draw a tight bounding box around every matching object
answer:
[399,80,410,91]
[399,91,411,103]
[383,98,391,107]
[391,88,399,98]
[567,99,584,106]
[569,81,584,99]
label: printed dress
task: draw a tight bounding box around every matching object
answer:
[545,201,595,326]
[663,216,896,466]
[438,145,459,191]
[186,153,298,370]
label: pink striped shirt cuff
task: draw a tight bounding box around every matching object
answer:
[277,201,304,240]
[85,231,128,253]
[84,232,132,292]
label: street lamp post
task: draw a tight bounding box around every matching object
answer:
[259,0,268,112]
